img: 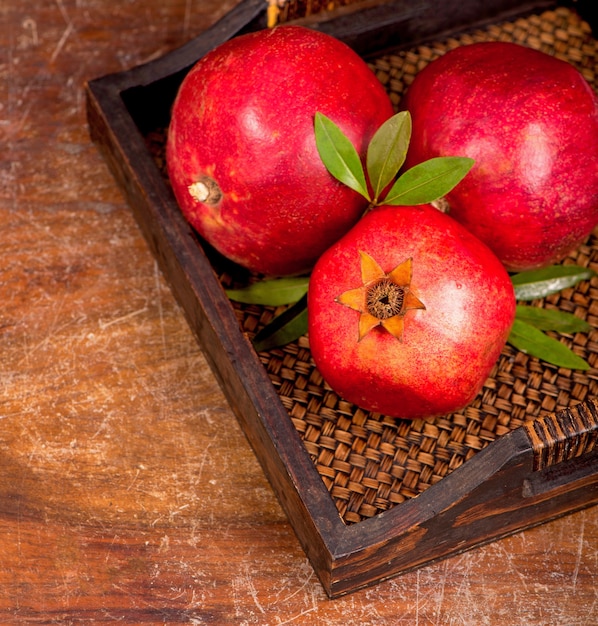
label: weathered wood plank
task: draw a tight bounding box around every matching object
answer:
[1,0,597,620]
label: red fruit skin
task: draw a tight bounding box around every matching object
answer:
[166,25,395,276]
[402,41,598,272]
[308,205,516,420]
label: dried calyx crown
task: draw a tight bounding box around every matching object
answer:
[336,252,426,341]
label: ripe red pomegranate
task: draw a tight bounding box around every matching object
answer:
[166,25,395,276]
[308,204,515,420]
[402,41,598,271]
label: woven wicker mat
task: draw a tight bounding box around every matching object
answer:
[229,6,598,525]
[146,6,598,525]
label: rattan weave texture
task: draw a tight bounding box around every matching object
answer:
[146,6,598,525]
[232,6,598,524]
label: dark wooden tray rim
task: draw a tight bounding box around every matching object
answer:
[85,0,598,597]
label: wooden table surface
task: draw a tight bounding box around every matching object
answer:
[1,1,597,623]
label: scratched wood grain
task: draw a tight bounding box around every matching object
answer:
[1,1,597,624]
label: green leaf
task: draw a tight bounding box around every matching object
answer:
[507,319,590,370]
[252,295,308,352]
[382,156,474,206]
[511,265,596,300]
[515,305,592,333]
[226,277,309,306]
[366,111,412,201]
[314,112,370,201]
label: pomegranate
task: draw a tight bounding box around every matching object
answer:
[166,25,395,276]
[307,204,515,419]
[402,41,598,272]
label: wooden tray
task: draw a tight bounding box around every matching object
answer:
[86,0,598,597]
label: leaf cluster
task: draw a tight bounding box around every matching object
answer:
[314,111,474,207]
[508,266,595,370]
[226,112,596,371]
